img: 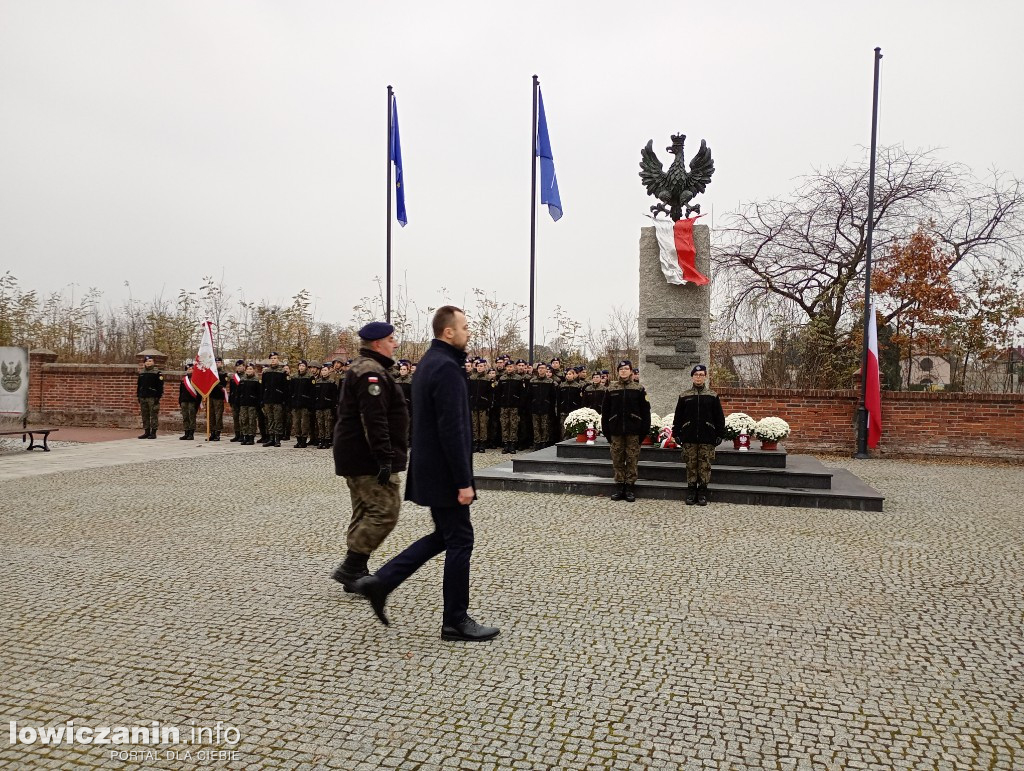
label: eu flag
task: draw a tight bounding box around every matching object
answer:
[536,89,562,222]
[390,96,407,226]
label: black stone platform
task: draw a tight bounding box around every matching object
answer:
[474,438,884,511]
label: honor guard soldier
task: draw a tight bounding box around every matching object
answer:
[600,360,651,503]
[281,363,292,441]
[527,363,557,451]
[583,372,606,414]
[313,364,338,449]
[228,359,245,441]
[136,355,164,439]
[290,359,315,448]
[467,358,494,453]
[331,321,409,591]
[496,359,526,454]
[260,352,288,447]
[672,364,725,506]
[178,362,202,440]
[549,357,564,384]
[557,367,585,439]
[236,363,262,444]
[206,357,228,441]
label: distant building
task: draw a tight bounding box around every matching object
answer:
[899,354,951,388]
[711,341,770,387]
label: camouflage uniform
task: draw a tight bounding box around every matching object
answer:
[682,444,716,485]
[608,435,642,484]
[496,372,525,450]
[601,378,651,494]
[235,373,262,441]
[467,372,494,449]
[136,364,164,437]
[260,364,289,441]
[344,474,402,554]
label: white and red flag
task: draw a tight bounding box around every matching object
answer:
[191,320,220,398]
[652,216,709,286]
[865,303,882,448]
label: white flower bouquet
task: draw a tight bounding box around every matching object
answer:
[723,412,756,439]
[753,416,790,443]
[563,407,602,436]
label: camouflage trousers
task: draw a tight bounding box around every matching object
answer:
[264,404,284,434]
[531,414,551,446]
[345,474,401,555]
[472,410,489,442]
[209,399,224,433]
[291,407,311,437]
[682,443,716,485]
[609,435,641,484]
[500,408,520,443]
[180,402,198,432]
[316,409,334,441]
[139,398,160,433]
[237,406,258,436]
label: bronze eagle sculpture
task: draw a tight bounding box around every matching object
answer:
[639,134,715,221]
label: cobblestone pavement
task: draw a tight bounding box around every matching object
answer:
[1,446,1022,770]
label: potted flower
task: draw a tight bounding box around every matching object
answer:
[753,416,790,450]
[643,413,662,445]
[723,412,756,449]
[563,408,602,442]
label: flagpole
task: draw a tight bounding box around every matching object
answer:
[386,85,394,324]
[204,395,210,441]
[529,75,538,363]
[855,46,882,459]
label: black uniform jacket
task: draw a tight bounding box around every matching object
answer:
[496,373,525,409]
[313,377,338,411]
[557,381,584,415]
[333,348,409,476]
[290,373,315,410]
[582,384,605,413]
[468,374,495,411]
[228,371,244,407]
[672,386,726,445]
[210,370,228,402]
[236,375,262,407]
[600,380,651,438]
[527,377,557,415]
[260,365,289,405]
[178,378,202,406]
[136,368,164,399]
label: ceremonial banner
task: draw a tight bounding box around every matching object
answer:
[866,303,882,448]
[191,321,220,397]
[652,216,709,286]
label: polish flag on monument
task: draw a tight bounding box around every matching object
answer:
[652,216,709,286]
[865,303,882,448]
[191,320,220,398]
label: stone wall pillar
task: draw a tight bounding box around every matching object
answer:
[638,224,712,417]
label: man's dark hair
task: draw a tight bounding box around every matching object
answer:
[432,305,464,338]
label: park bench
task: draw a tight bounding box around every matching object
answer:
[0,420,59,452]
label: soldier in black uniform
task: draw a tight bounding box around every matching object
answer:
[331,322,409,591]
[527,363,557,451]
[281,363,292,441]
[497,359,525,454]
[467,357,495,453]
[228,359,245,441]
[583,372,606,414]
[313,364,338,449]
[136,354,164,439]
[290,359,316,448]
[672,364,725,506]
[549,357,564,384]
[556,366,585,440]
[601,360,651,503]
[236,363,262,444]
[260,353,289,447]
[178,362,202,440]
[207,357,228,441]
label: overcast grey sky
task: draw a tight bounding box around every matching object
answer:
[2,1,1022,341]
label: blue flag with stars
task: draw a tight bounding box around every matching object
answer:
[536,88,562,221]
[390,96,407,226]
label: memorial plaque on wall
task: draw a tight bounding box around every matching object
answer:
[0,346,29,418]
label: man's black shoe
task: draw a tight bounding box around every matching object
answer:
[352,576,390,626]
[441,617,500,642]
[501,443,510,454]
[610,483,626,501]
[624,484,636,503]
[696,485,708,506]
[230,434,242,442]
[685,485,698,505]
[331,565,369,594]
[138,432,150,439]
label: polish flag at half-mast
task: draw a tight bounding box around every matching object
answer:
[865,303,883,449]
[191,320,220,398]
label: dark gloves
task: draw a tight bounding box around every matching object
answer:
[376,465,392,486]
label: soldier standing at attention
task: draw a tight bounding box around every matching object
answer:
[281,363,292,441]
[549,357,564,384]
[467,357,494,453]
[236,363,262,445]
[228,359,245,441]
[600,360,651,503]
[527,362,557,451]
[207,357,228,442]
[136,354,163,439]
[178,362,202,440]
[672,364,725,506]
[497,359,524,454]
[583,372,606,414]
[557,366,585,439]
[313,364,338,449]
[290,359,315,448]
[331,322,409,591]
[260,352,288,447]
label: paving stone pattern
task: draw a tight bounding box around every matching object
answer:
[1,444,1022,770]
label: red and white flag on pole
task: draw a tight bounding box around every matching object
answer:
[652,216,709,286]
[866,302,882,448]
[191,320,220,398]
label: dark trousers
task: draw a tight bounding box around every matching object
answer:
[375,504,474,626]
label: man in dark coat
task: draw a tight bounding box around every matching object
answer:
[353,306,499,643]
[331,322,409,590]
[672,364,725,506]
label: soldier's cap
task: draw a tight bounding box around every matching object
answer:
[269,351,280,357]
[215,357,223,363]
[235,359,245,365]
[550,357,560,363]
[299,359,308,366]
[185,362,194,369]
[515,358,526,365]
[332,359,341,365]
[143,355,154,362]
[691,364,708,376]
[601,369,609,374]
[574,366,585,373]
[358,321,395,341]
[617,360,633,370]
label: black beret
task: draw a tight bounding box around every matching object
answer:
[299,359,308,366]
[269,351,279,357]
[691,364,708,376]
[185,362,194,369]
[358,321,395,341]
[601,369,609,375]
[515,358,526,365]
[550,357,561,363]
[143,355,154,362]
[617,360,633,370]
[235,359,245,366]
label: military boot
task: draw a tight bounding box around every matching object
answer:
[501,443,510,454]
[273,435,281,447]
[624,484,636,503]
[294,436,304,448]
[331,551,370,593]
[210,432,220,441]
[696,485,709,506]
[138,431,150,439]
[230,433,242,442]
[685,484,698,505]
[610,483,627,501]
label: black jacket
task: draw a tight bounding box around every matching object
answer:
[333,349,409,476]
[404,339,474,507]
[178,377,202,406]
[136,368,164,399]
[468,374,495,411]
[527,377,557,415]
[260,365,289,405]
[209,370,228,402]
[313,377,338,411]
[557,381,584,414]
[236,375,262,407]
[290,373,315,410]
[672,387,725,445]
[600,380,651,438]
[228,371,244,407]
[582,384,605,413]
[496,374,525,409]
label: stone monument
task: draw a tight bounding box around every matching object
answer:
[636,133,716,416]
